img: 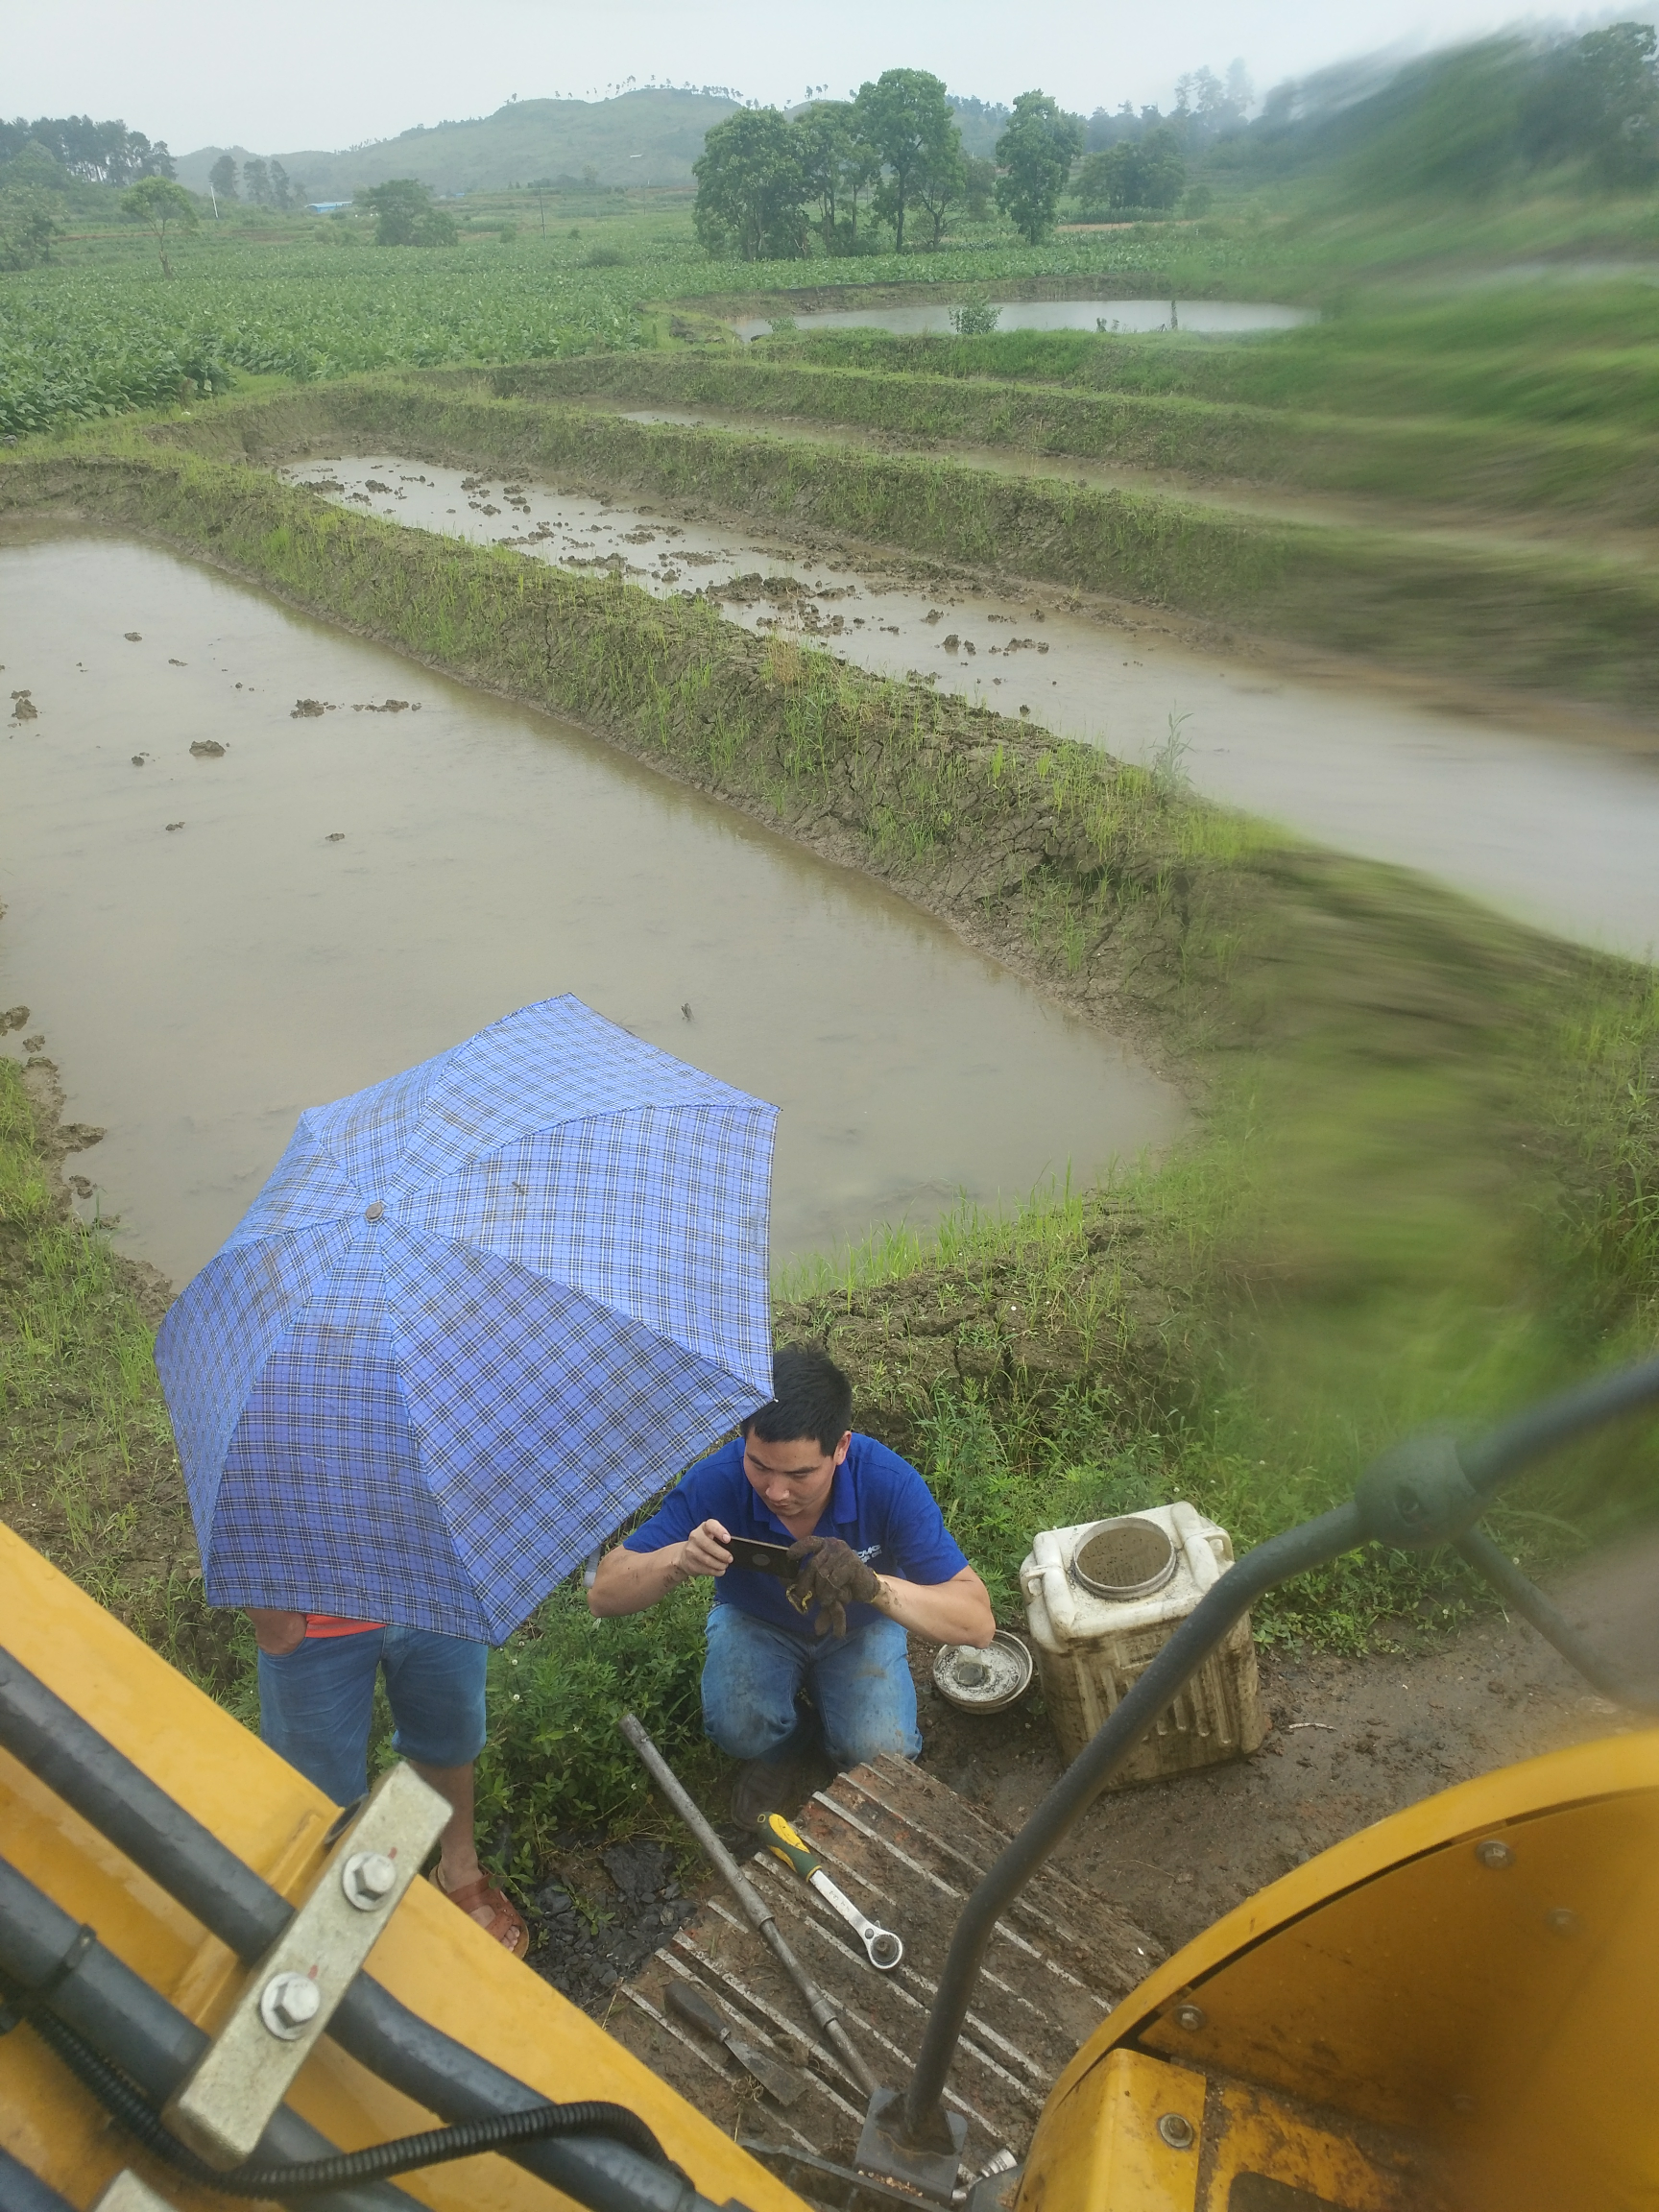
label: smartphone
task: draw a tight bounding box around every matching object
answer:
[725,1537,798,1577]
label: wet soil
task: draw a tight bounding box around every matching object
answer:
[286,457,1659,960]
[522,1533,1659,2020]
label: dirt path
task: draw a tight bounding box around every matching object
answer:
[919,1532,1659,1957]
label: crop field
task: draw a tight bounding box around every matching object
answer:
[0,198,1260,436]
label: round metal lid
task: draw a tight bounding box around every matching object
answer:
[1071,1515,1177,1601]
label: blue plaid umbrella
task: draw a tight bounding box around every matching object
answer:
[156,996,777,1642]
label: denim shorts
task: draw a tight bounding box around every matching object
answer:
[256,1624,488,1807]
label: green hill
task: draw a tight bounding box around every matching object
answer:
[175,88,742,200]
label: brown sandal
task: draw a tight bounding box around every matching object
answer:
[429,1864,529,1958]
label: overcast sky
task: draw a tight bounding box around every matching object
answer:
[4,0,1607,155]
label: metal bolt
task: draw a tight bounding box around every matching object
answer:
[364,1201,384,1222]
[260,1971,321,2039]
[1173,2003,1206,2032]
[1545,1907,1579,1937]
[1475,1838,1514,1870]
[341,1850,397,1911]
[1157,2113,1196,2151]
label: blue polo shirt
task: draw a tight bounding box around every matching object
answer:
[624,1432,968,1638]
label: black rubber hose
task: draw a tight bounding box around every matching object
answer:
[1455,1525,1659,1714]
[901,1501,1364,2144]
[21,1999,669,2198]
[0,1670,730,2212]
[1460,1352,1659,1497]
[0,1857,410,2212]
[0,1647,284,1960]
[0,2146,77,2212]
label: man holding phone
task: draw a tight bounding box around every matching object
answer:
[588,1344,996,1825]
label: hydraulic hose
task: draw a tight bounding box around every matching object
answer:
[1459,1351,1659,1497]
[0,1658,734,2212]
[1456,1525,1659,1714]
[0,1856,409,2212]
[900,1502,1364,2145]
[16,1996,669,2199]
[0,2147,76,2212]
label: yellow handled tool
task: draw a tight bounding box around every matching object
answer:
[758,1813,903,1971]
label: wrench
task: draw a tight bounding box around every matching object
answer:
[757,1812,904,1971]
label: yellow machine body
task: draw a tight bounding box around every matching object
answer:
[0,1527,807,2212]
[6,1519,1658,2212]
[1019,1722,1659,2212]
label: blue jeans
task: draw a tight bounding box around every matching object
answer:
[701,1604,922,1769]
[256,1626,489,1807]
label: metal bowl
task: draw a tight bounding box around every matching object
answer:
[933,1629,1034,1714]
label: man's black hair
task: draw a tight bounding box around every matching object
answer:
[743,1344,853,1455]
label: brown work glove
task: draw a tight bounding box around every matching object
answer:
[786,1535,882,1639]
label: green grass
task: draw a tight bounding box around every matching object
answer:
[485,345,1659,529]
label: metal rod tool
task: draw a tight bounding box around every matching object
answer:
[618,1714,878,2098]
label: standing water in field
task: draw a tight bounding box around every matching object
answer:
[0,529,1177,1287]
[287,458,1659,959]
[727,300,1315,341]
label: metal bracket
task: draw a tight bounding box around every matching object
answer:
[92,2174,180,2212]
[854,2087,968,2205]
[163,1761,450,2167]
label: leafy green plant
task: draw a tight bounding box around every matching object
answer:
[949,291,1000,335]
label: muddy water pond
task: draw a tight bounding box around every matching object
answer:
[290,459,1659,959]
[728,299,1314,341]
[0,529,1176,1287]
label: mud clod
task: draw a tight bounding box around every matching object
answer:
[0,1008,29,1034]
[189,739,226,758]
[164,821,184,831]
[11,691,37,721]
[132,755,146,766]
[291,699,325,718]
[124,632,141,641]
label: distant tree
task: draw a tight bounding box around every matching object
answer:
[854,68,960,252]
[994,89,1084,242]
[355,178,456,246]
[242,156,272,205]
[692,108,808,259]
[963,154,997,221]
[268,159,292,210]
[913,135,966,247]
[4,115,172,184]
[0,191,60,271]
[793,100,863,250]
[207,153,239,202]
[120,175,198,276]
[1075,128,1187,214]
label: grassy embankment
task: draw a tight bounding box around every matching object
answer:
[137,370,1659,717]
[491,282,1659,531]
[3,414,1657,1853]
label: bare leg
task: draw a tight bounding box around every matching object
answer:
[410,1759,493,1928]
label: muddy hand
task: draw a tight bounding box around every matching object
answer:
[786,1535,881,1638]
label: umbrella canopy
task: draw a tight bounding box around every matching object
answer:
[156,997,777,1642]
